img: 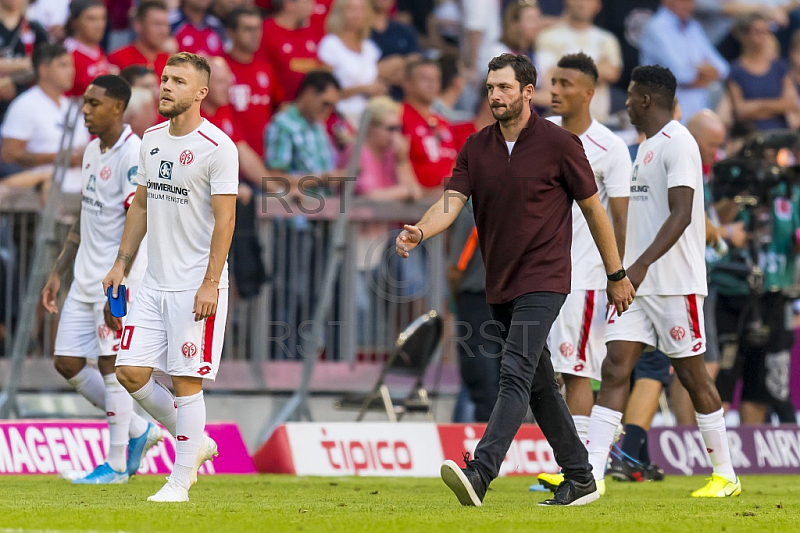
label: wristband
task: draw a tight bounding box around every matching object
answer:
[418,228,424,243]
[204,277,218,284]
[607,268,626,282]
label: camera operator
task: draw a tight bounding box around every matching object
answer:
[712,132,800,426]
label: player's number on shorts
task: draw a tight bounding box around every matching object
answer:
[120,325,134,351]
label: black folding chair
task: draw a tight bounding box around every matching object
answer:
[336,310,443,422]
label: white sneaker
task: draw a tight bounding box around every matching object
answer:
[147,479,189,503]
[191,436,219,485]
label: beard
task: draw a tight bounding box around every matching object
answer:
[159,96,193,119]
[490,94,524,124]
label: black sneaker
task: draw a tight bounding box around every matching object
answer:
[538,479,600,506]
[440,454,486,507]
[644,463,665,481]
[608,457,647,482]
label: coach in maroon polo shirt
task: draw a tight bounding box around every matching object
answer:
[396,54,635,507]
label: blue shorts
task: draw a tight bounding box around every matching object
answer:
[632,349,672,388]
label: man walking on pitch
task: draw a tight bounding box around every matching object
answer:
[396,53,635,507]
[585,65,741,498]
[43,74,161,484]
[537,52,631,493]
[104,52,238,503]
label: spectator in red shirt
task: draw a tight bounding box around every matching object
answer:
[202,56,278,192]
[171,0,226,56]
[258,0,324,100]
[401,58,457,190]
[224,6,283,157]
[64,0,114,97]
[108,1,171,77]
[253,0,332,36]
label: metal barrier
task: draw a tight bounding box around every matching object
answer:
[0,192,449,368]
[226,195,447,364]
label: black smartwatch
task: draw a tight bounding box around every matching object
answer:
[607,268,626,282]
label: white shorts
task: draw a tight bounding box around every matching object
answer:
[115,285,227,380]
[54,296,118,358]
[606,294,706,358]
[548,289,607,380]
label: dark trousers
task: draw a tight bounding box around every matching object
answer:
[455,290,503,422]
[472,292,592,485]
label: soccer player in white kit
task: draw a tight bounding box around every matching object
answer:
[42,74,162,484]
[538,53,631,493]
[104,53,238,503]
[585,66,741,498]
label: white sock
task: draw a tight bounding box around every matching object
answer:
[586,405,623,481]
[572,415,590,449]
[130,378,177,437]
[169,391,206,490]
[127,410,149,440]
[103,373,131,472]
[696,408,736,483]
[66,365,105,410]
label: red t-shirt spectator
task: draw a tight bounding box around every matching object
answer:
[253,0,332,37]
[224,54,283,157]
[108,44,169,77]
[65,38,113,96]
[402,102,457,188]
[258,17,324,100]
[201,105,244,144]
[172,13,225,56]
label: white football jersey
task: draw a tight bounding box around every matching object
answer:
[627,120,707,296]
[70,125,146,303]
[137,119,238,291]
[549,117,631,290]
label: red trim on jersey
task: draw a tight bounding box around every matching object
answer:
[124,132,135,142]
[585,134,607,152]
[197,130,218,146]
[577,291,595,362]
[687,294,702,340]
[202,308,217,365]
[661,131,671,139]
[144,123,169,135]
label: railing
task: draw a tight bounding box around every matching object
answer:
[0,191,449,370]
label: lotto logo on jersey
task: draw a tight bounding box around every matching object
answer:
[182,342,197,359]
[159,160,173,180]
[180,150,194,166]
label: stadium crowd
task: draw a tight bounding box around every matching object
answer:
[0,0,798,482]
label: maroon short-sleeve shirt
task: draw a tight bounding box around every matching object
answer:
[445,111,598,304]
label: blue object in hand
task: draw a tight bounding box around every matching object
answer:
[107,285,127,318]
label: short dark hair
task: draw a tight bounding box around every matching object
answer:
[136,0,168,21]
[225,6,262,30]
[89,74,132,109]
[165,52,211,84]
[438,53,460,93]
[32,42,69,72]
[297,70,341,96]
[630,65,677,109]
[487,53,537,89]
[406,57,439,79]
[556,53,598,84]
[120,65,156,86]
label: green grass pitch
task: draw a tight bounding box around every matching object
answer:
[0,475,797,532]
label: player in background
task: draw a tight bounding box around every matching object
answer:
[104,52,238,503]
[537,52,631,494]
[585,65,741,498]
[42,74,161,484]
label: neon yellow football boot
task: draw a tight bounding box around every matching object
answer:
[691,474,742,498]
